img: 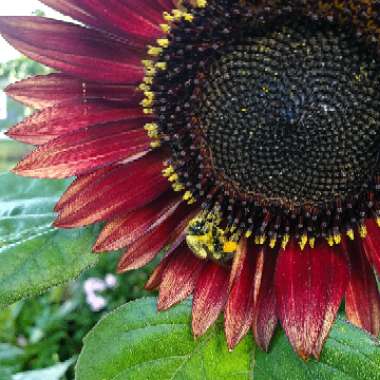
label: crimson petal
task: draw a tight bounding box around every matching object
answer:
[345,238,380,336]
[55,152,168,227]
[5,74,142,109]
[54,167,109,212]
[158,244,206,311]
[95,193,181,252]
[41,0,163,42]
[14,121,149,178]
[0,17,144,84]
[225,238,256,350]
[117,204,196,272]
[192,262,229,338]
[7,103,147,145]
[275,241,349,359]
[363,219,380,276]
[252,247,278,352]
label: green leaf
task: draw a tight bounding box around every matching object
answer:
[76,297,380,380]
[0,173,99,307]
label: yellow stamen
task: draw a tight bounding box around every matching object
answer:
[196,0,207,7]
[269,237,277,249]
[309,237,315,249]
[183,191,193,201]
[299,234,308,250]
[359,225,367,238]
[327,236,334,247]
[148,46,163,56]
[155,62,167,71]
[157,38,169,48]
[168,173,179,182]
[173,183,185,192]
[377,217,380,228]
[333,234,341,245]
[281,234,290,249]
[160,24,170,33]
[245,230,253,238]
[150,140,161,148]
[346,229,355,240]
[162,165,174,177]
[223,241,238,253]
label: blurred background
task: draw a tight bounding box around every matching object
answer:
[0,2,153,379]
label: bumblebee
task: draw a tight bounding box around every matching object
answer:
[186,216,238,262]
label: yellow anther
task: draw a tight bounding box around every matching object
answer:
[157,38,169,48]
[183,13,194,22]
[163,11,174,21]
[143,76,153,85]
[150,140,161,148]
[147,130,159,138]
[255,235,266,245]
[269,237,277,249]
[142,60,154,69]
[162,165,174,177]
[187,198,196,205]
[141,98,153,107]
[172,10,183,20]
[168,173,179,182]
[327,236,334,247]
[155,62,167,71]
[245,230,253,238]
[183,191,193,201]
[359,225,367,238]
[160,24,170,33]
[139,83,150,92]
[143,108,153,114]
[281,234,290,250]
[173,183,185,192]
[299,234,308,250]
[196,0,207,7]
[223,241,238,253]
[346,229,355,240]
[148,46,163,56]
[309,237,315,249]
[333,234,342,245]
[376,217,380,228]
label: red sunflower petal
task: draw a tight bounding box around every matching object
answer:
[363,219,380,276]
[55,152,168,227]
[5,74,142,109]
[252,247,278,352]
[95,192,181,252]
[275,241,349,360]
[225,238,256,350]
[116,204,197,272]
[14,121,149,178]
[192,262,229,338]
[41,0,164,42]
[145,254,171,291]
[0,17,144,84]
[345,238,380,336]
[7,102,147,145]
[54,167,109,212]
[158,244,206,311]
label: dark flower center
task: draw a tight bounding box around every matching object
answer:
[195,21,380,208]
[148,1,380,248]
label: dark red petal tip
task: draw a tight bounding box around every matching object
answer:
[275,241,349,360]
[192,262,229,338]
[225,238,256,350]
[157,245,205,311]
[251,247,278,352]
[345,238,380,336]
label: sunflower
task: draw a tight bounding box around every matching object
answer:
[2,0,380,360]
